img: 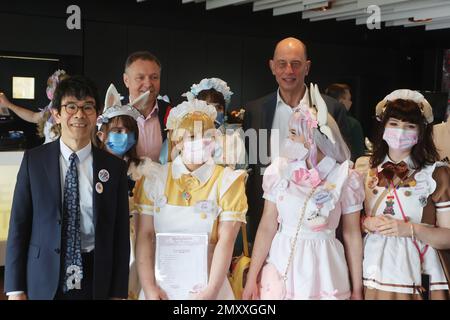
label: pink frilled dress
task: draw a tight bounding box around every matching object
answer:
[260,156,364,300]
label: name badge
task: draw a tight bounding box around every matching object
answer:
[195,200,217,215]
[313,190,332,205]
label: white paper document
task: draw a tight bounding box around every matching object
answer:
[155,233,208,300]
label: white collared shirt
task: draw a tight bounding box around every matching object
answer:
[59,139,95,252]
[377,155,415,173]
[270,86,310,160]
[171,156,216,185]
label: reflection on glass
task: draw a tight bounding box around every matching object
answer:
[12,76,35,99]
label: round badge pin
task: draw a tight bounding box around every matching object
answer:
[98,169,110,183]
[95,182,103,194]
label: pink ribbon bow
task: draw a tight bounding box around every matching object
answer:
[292,167,321,187]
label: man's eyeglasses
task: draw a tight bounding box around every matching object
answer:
[274,60,304,71]
[61,103,97,115]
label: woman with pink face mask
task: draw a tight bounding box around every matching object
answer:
[243,84,364,300]
[0,69,68,143]
[133,98,248,300]
[356,89,450,300]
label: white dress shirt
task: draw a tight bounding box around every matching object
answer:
[59,139,95,252]
[270,86,310,160]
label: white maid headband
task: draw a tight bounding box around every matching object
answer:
[97,84,145,130]
[166,98,217,131]
[182,77,233,105]
[375,89,433,124]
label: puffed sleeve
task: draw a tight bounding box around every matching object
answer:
[431,165,450,215]
[133,176,155,216]
[219,172,248,223]
[340,169,365,214]
[262,159,282,203]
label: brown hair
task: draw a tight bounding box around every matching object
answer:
[124,51,161,72]
[370,99,439,170]
[95,115,140,168]
[197,88,226,111]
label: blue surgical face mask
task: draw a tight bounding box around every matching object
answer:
[106,132,136,157]
[215,111,225,128]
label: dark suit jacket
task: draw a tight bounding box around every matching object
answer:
[242,91,350,241]
[4,140,130,300]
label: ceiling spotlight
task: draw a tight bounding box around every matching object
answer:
[309,1,334,12]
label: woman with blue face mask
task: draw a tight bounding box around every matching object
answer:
[356,89,450,300]
[95,84,147,300]
[97,116,138,162]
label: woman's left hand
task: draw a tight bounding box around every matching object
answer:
[376,215,411,237]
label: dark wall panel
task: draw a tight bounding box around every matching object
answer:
[167,30,207,106]
[0,13,82,56]
[204,34,243,109]
[83,21,127,102]
[241,37,277,103]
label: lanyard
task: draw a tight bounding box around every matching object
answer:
[391,182,429,265]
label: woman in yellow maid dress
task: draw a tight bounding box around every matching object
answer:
[357,89,450,299]
[133,98,248,300]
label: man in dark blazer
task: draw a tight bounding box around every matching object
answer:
[123,51,171,162]
[243,37,351,242]
[5,75,130,300]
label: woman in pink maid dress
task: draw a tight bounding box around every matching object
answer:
[242,84,364,300]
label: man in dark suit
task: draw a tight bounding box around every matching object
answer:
[5,75,130,300]
[123,51,171,162]
[243,37,350,242]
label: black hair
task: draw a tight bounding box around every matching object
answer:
[51,75,101,114]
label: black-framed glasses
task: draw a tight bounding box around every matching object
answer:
[61,103,97,115]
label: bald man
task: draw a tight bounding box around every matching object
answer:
[242,37,350,242]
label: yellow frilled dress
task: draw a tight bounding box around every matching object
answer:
[133,156,248,300]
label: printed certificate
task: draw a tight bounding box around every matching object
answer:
[155,233,208,300]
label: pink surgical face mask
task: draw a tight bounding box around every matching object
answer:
[280,138,309,161]
[182,138,214,165]
[383,127,418,150]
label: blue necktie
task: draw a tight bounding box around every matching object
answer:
[60,153,83,293]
